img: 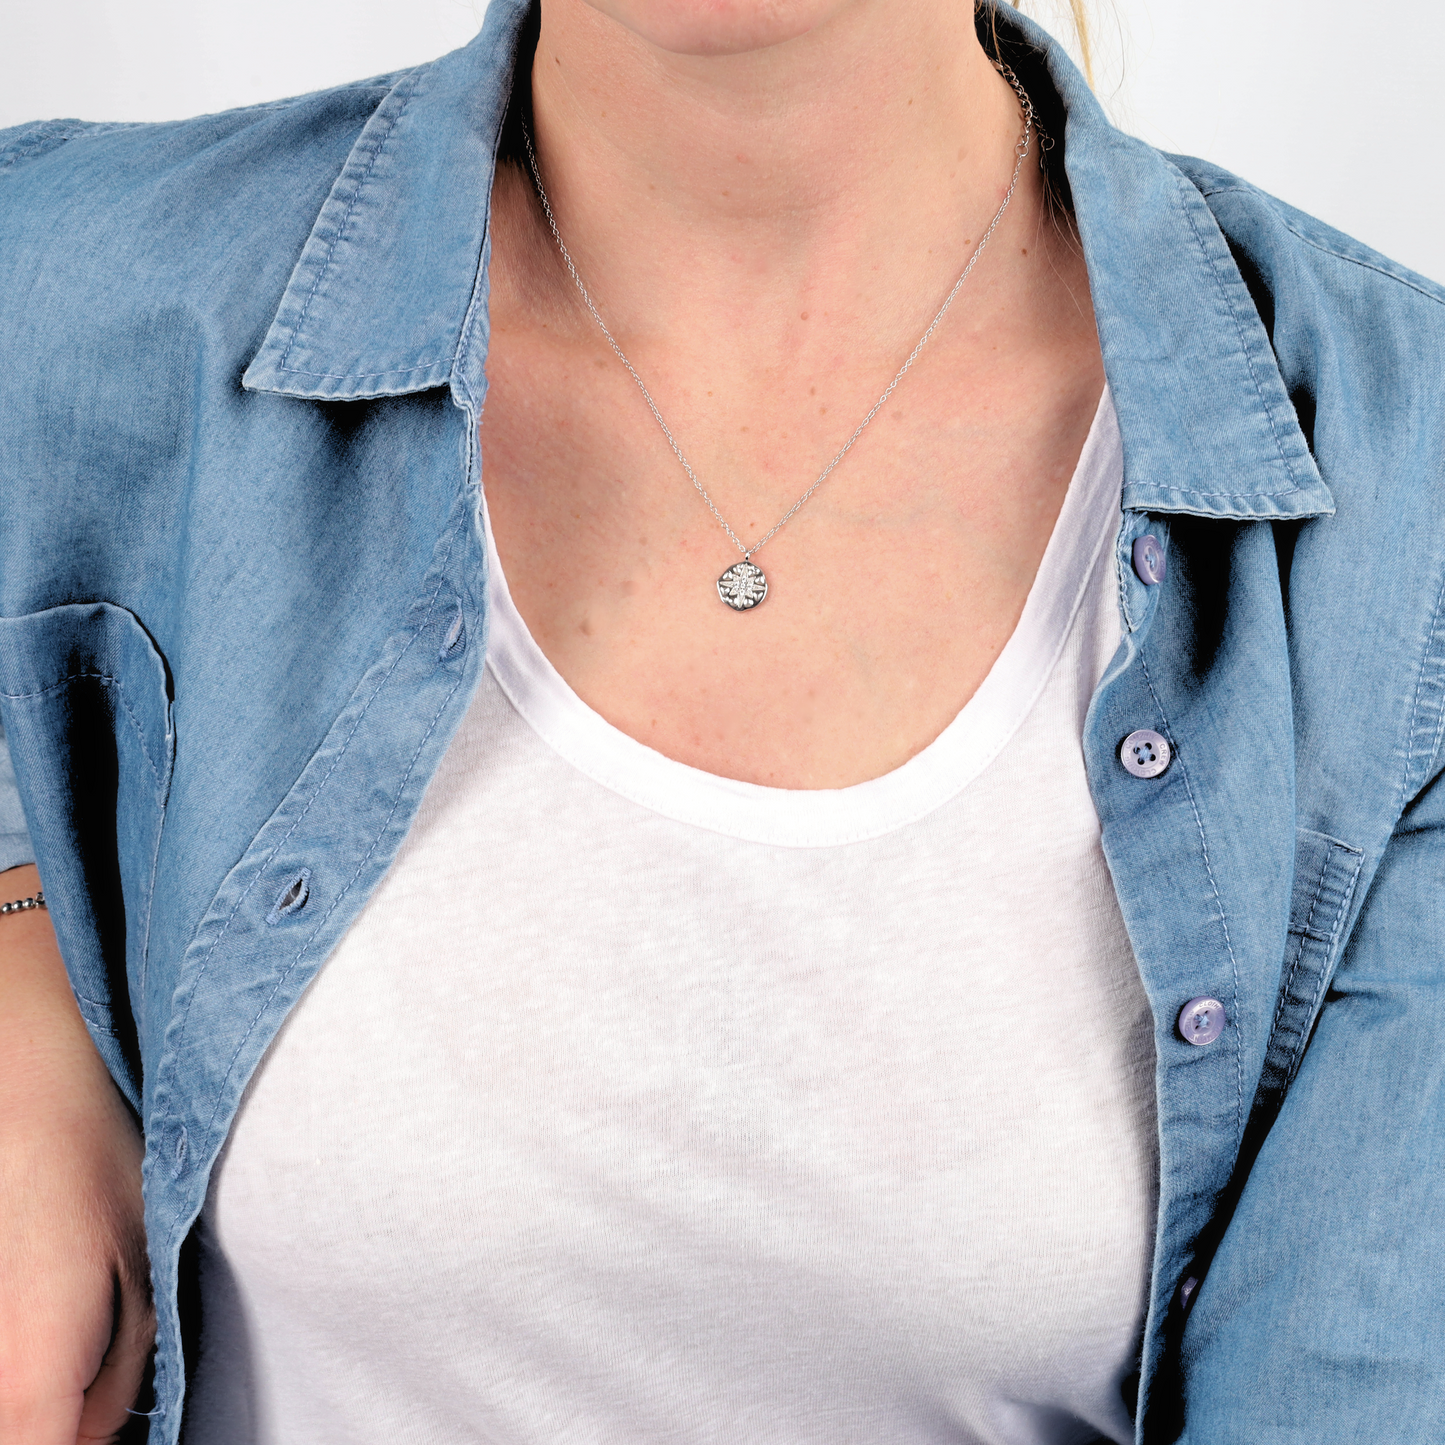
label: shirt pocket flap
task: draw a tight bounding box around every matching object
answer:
[0,602,174,1109]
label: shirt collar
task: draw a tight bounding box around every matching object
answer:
[1013,6,1333,520]
[240,0,532,410]
[243,0,1332,523]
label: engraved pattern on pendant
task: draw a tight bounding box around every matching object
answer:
[717,560,768,611]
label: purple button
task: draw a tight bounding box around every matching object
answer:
[1178,996,1226,1046]
[1133,534,1167,586]
[1120,729,1171,778]
[1178,1275,1200,1313]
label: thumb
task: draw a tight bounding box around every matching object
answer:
[75,1286,155,1445]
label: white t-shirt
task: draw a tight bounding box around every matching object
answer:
[186,390,1158,1445]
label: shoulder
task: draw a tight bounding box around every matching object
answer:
[0,66,413,177]
[0,69,417,305]
[1168,152,1445,362]
[1165,153,1445,505]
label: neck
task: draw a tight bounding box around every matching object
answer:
[508,0,1047,354]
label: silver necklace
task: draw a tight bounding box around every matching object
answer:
[522,66,1035,612]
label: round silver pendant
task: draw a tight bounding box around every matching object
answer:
[717,559,768,611]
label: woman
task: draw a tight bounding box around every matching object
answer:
[1,0,1442,1441]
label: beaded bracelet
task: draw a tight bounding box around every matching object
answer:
[1,889,45,916]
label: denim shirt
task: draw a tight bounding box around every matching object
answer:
[2,2,1444,1439]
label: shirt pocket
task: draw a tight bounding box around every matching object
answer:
[0,602,174,1111]
[1254,827,1365,1120]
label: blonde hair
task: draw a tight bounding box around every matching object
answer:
[982,1,1094,87]
[1059,1,1093,84]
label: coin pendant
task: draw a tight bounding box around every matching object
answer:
[717,560,768,611]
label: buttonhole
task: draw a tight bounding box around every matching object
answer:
[439,607,466,661]
[266,868,311,925]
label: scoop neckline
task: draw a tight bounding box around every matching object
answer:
[481,387,1122,849]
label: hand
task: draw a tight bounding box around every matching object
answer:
[0,866,154,1444]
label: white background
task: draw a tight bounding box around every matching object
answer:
[2,0,1441,282]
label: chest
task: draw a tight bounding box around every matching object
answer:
[192,547,1155,1442]
[478,305,1104,788]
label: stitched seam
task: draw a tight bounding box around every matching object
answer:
[165,628,420,1059]
[1176,174,1302,493]
[0,138,63,170]
[452,38,516,401]
[1116,520,1138,633]
[1297,850,1330,954]
[139,781,170,1000]
[1273,851,1332,1059]
[1267,851,1321,1056]
[1264,937,1300,1061]
[199,667,465,1152]
[2,672,164,797]
[1193,185,1445,312]
[1275,220,1445,310]
[1127,483,1306,502]
[165,519,463,1070]
[1308,850,1360,1010]
[0,120,142,170]
[1293,849,1361,1087]
[235,85,397,113]
[274,361,444,381]
[276,83,416,374]
[1397,563,1445,817]
[1139,649,1245,1138]
[1418,583,1445,796]
[0,129,78,170]
[0,672,120,699]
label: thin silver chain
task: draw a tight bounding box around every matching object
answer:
[522,66,1035,563]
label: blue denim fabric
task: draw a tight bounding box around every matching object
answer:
[2,2,1443,1439]
[0,722,30,873]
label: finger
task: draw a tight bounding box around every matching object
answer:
[75,1292,155,1445]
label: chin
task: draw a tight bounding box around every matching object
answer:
[578,0,856,55]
